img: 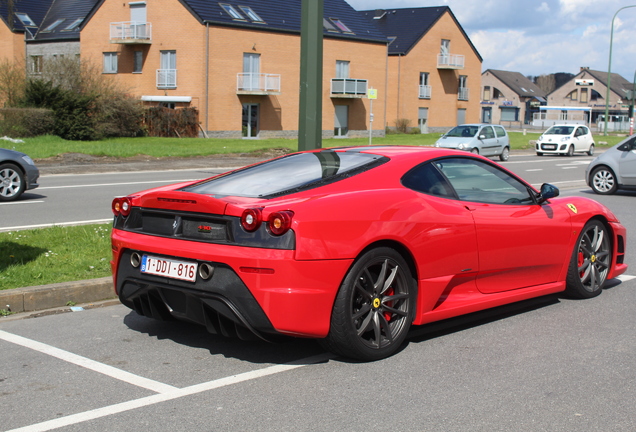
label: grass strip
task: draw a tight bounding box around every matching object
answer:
[0,224,111,290]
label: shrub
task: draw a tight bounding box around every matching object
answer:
[0,108,54,137]
[394,118,411,134]
[144,107,199,138]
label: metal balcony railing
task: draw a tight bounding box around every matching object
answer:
[236,73,281,93]
[110,21,152,42]
[157,69,177,89]
[437,53,464,69]
[458,87,469,101]
[331,78,367,97]
[419,85,431,99]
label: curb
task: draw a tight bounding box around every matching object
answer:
[0,277,117,315]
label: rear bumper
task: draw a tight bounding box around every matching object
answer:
[111,229,353,338]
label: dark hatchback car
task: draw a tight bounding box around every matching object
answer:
[0,147,40,201]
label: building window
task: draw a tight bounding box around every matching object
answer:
[483,86,491,101]
[30,55,43,74]
[220,3,245,20]
[158,50,176,88]
[134,51,143,73]
[493,87,504,99]
[42,18,65,32]
[591,90,603,101]
[239,6,264,23]
[501,107,518,122]
[440,39,450,55]
[330,18,353,33]
[336,60,350,79]
[103,52,118,73]
[580,88,588,103]
[63,18,83,31]
[567,90,577,100]
[15,12,35,26]
[419,72,430,99]
[323,18,338,32]
[458,75,468,100]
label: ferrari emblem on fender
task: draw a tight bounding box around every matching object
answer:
[567,204,578,213]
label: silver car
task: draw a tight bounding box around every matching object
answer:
[434,124,510,161]
[0,147,40,201]
[585,135,636,195]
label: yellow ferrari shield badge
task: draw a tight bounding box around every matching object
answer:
[567,204,578,214]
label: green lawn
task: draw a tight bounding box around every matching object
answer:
[7,132,625,161]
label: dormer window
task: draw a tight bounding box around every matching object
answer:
[323,18,338,32]
[239,6,264,23]
[220,3,245,20]
[63,18,83,31]
[15,12,36,26]
[329,18,353,33]
[42,18,65,32]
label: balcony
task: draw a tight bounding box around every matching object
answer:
[458,87,469,101]
[419,85,431,99]
[236,73,281,95]
[157,69,176,89]
[437,53,464,69]
[331,78,367,98]
[110,21,152,44]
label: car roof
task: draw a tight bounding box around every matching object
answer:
[310,145,467,160]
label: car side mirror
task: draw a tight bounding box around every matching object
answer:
[479,135,486,140]
[537,183,559,204]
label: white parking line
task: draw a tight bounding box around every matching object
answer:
[0,328,333,432]
[38,179,197,190]
[0,330,176,394]
[0,200,45,206]
[617,274,636,282]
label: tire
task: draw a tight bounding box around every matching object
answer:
[536,152,543,156]
[567,145,574,157]
[0,163,25,202]
[565,220,611,299]
[320,247,415,361]
[587,144,595,156]
[590,166,617,195]
[499,147,510,161]
[470,148,479,155]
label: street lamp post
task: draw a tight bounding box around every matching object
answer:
[604,5,636,136]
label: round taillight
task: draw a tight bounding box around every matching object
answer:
[241,208,262,232]
[267,211,294,236]
[112,197,132,217]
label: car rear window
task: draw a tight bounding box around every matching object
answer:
[180,150,387,198]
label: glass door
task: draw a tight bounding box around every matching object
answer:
[242,103,259,138]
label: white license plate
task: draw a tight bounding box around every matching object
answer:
[141,255,198,282]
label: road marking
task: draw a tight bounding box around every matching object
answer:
[0,200,44,206]
[42,167,241,178]
[2,336,332,432]
[0,330,177,394]
[505,157,593,165]
[525,169,543,172]
[38,179,198,190]
[617,274,636,282]
[561,166,579,169]
[0,219,112,233]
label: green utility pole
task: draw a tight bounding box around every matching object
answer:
[298,0,323,151]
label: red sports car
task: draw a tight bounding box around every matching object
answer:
[110,146,627,361]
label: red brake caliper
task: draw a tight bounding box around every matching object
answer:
[578,251,585,277]
[383,288,394,321]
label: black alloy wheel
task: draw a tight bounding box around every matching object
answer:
[565,220,611,299]
[321,247,415,361]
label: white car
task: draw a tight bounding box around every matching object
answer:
[536,125,595,156]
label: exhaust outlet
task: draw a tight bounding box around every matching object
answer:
[130,252,141,268]
[199,263,215,280]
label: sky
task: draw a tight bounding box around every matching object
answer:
[346,0,636,81]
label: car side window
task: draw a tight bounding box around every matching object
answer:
[575,127,583,137]
[402,162,456,198]
[433,158,533,204]
[494,126,506,138]
[481,126,495,139]
[618,136,636,151]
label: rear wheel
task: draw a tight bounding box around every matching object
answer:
[0,163,25,202]
[590,166,617,195]
[320,247,415,361]
[499,147,510,161]
[565,220,611,299]
[587,144,595,156]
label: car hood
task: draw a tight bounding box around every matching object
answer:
[435,136,475,147]
[540,134,572,141]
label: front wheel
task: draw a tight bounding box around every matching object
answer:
[567,145,574,157]
[320,247,415,361]
[470,148,479,155]
[565,220,611,299]
[536,152,543,156]
[499,147,510,161]
[0,163,25,202]
[590,166,617,195]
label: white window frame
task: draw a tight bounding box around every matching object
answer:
[103,52,118,74]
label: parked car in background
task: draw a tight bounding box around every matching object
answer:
[536,125,595,156]
[111,146,627,361]
[434,124,510,161]
[586,135,636,195]
[0,148,40,201]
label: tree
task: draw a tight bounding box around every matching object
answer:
[535,74,556,94]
